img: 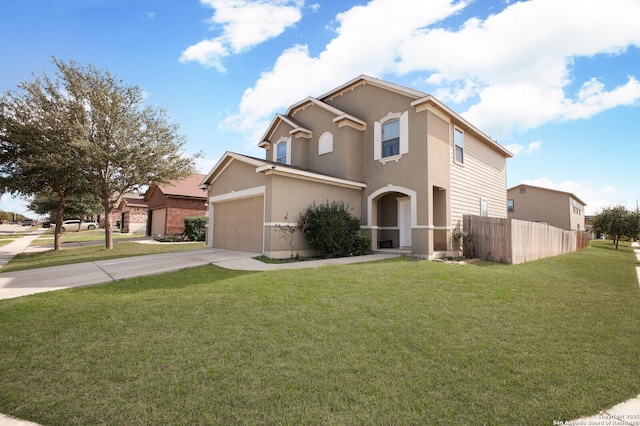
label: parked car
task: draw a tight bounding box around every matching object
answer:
[59,219,99,232]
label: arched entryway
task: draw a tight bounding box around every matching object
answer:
[367,186,416,250]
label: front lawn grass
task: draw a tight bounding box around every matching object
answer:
[0,240,638,424]
[0,241,205,272]
[31,229,140,245]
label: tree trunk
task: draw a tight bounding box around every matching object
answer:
[54,191,65,250]
[103,202,114,250]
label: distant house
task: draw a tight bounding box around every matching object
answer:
[99,191,146,233]
[144,174,207,238]
[200,75,513,258]
[115,194,148,234]
[507,184,586,231]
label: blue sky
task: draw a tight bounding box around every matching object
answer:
[1,0,639,217]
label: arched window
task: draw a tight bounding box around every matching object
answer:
[318,132,333,155]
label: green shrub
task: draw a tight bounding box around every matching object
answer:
[184,216,206,241]
[299,201,362,258]
[351,235,372,256]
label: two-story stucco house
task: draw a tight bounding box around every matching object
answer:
[201,75,512,258]
[507,184,586,231]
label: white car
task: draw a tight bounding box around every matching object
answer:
[59,219,99,232]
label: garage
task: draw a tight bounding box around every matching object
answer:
[213,195,264,253]
[150,208,166,237]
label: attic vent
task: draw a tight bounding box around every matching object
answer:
[520,187,526,194]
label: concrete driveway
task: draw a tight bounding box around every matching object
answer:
[0,224,396,300]
[0,248,262,300]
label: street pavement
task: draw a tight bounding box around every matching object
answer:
[0,225,638,425]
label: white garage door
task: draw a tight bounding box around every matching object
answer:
[150,208,166,237]
[213,196,264,253]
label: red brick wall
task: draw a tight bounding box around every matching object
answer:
[146,188,167,210]
[165,197,207,236]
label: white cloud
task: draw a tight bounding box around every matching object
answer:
[195,157,220,175]
[525,141,542,155]
[180,0,304,71]
[563,76,640,120]
[222,0,467,139]
[504,140,542,157]
[218,0,640,143]
[504,143,523,156]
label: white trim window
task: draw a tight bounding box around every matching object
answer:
[454,127,464,164]
[318,132,333,155]
[481,199,489,217]
[273,136,291,164]
[374,111,408,162]
[507,199,514,213]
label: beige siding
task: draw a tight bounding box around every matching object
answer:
[507,186,586,231]
[450,130,507,230]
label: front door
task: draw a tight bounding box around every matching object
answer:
[398,197,411,248]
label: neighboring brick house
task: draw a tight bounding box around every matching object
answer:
[200,75,513,258]
[99,191,146,232]
[115,194,148,234]
[507,184,586,231]
[144,174,207,238]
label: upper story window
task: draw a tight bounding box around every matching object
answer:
[374,111,408,163]
[276,143,286,163]
[382,119,400,157]
[507,199,514,213]
[318,132,333,155]
[273,136,291,165]
[454,127,464,164]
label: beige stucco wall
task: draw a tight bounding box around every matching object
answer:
[263,172,363,258]
[209,159,266,197]
[254,79,509,258]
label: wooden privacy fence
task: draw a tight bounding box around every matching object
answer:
[462,215,589,264]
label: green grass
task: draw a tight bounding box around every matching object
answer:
[0,241,205,272]
[31,229,141,245]
[0,240,639,424]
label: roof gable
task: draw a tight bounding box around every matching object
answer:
[200,152,267,187]
[259,114,312,148]
[145,173,207,201]
[508,184,587,206]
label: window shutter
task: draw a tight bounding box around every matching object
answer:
[286,137,292,164]
[400,111,409,155]
[374,121,381,160]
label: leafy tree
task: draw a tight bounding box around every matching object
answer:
[0,62,94,249]
[1,58,199,250]
[53,59,199,249]
[628,209,640,242]
[592,204,635,249]
[299,200,363,258]
[28,190,102,220]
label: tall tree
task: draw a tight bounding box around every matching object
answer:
[28,190,102,220]
[592,205,631,249]
[54,58,199,249]
[0,66,93,249]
